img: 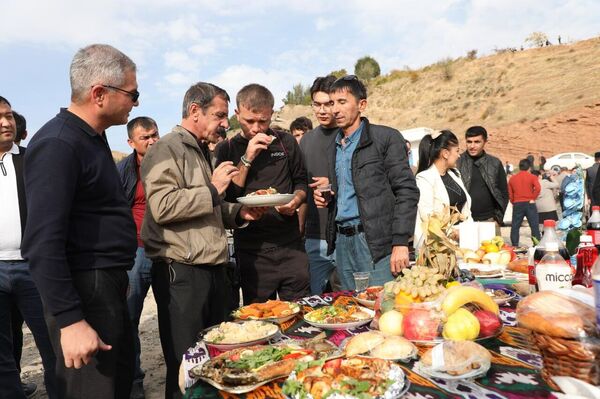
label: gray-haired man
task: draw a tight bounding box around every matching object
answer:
[23,44,139,398]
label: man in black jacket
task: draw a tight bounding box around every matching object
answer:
[22,44,138,398]
[457,126,508,232]
[116,116,159,399]
[0,96,57,398]
[314,76,419,290]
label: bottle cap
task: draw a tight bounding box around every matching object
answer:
[543,220,556,228]
[545,242,559,251]
[579,234,593,243]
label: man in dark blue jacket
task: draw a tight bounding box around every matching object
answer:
[116,116,159,399]
[22,44,139,399]
[314,76,419,290]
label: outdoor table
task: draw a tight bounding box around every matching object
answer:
[182,290,558,399]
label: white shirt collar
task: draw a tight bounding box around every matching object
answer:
[8,143,20,155]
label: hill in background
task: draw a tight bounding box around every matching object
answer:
[274,37,600,165]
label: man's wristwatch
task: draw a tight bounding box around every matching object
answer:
[240,155,252,167]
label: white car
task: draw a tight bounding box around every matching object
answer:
[544,152,595,172]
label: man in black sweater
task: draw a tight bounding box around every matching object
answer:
[299,75,338,294]
[457,126,508,234]
[214,84,310,304]
[22,44,138,398]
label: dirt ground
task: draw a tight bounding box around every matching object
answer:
[20,226,532,398]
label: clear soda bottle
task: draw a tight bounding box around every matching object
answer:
[536,242,573,291]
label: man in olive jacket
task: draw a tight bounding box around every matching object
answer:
[314,76,419,290]
[141,82,264,399]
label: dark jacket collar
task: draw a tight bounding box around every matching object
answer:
[58,108,107,139]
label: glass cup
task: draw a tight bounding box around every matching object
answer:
[317,184,333,203]
[353,272,370,292]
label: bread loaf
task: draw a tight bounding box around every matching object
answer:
[344,331,385,356]
[516,290,595,338]
[421,341,491,375]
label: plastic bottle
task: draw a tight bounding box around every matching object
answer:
[592,256,600,333]
[536,242,573,291]
[530,220,571,292]
[587,206,600,246]
[573,235,597,287]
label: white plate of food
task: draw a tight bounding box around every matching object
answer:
[232,300,301,324]
[237,187,295,207]
[459,263,505,278]
[352,286,383,309]
[199,320,279,351]
[303,305,374,330]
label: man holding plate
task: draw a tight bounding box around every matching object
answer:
[214,84,310,304]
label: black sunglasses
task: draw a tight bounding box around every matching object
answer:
[102,84,140,102]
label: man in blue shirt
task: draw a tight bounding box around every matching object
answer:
[314,76,419,290]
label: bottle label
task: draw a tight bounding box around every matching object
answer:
[588,230,600,245]
[536,264,573,291]
[593,276,600,332]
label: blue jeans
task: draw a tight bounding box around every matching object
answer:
[511,202,541,246]
[0,260,57,399]
[335,232,394,290]
[305,239,336,295]
[126,247,153,383]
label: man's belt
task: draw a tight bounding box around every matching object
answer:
[336,224,364,236]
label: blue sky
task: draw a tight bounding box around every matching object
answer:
[1,0,598,153]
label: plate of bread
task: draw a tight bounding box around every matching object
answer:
[414,340,492,380]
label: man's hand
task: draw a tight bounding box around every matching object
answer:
[311,177,334,208]
[211,161,239,195]
[275,197,300,215]
[60,320,111,369]
[390,245,409,275]
[245,133,272,162]
[239,206,268,221]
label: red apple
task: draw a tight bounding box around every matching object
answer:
[473,309,502,337]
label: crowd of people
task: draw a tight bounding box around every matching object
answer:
[1,43,598,399]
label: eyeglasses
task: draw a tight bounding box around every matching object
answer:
[311,101,334,110]
[101,85,140,102]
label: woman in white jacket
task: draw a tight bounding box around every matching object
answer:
[414,130,471,246]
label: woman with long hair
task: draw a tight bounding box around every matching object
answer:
[414,130,471,245]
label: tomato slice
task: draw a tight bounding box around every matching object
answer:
[282,349,313,360]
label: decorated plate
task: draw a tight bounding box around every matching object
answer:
[483,285,516,304]
[339,337,418,363]
[199,320,279,351]
[459,263,505,278]
[237,193,295,207]
[303,306,375,331]
[232,301,301,324]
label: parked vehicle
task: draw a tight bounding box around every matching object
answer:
[544,152,594,172]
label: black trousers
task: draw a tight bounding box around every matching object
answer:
[152,260,233,399]
[44,268,134,399]
[236,239,310,304]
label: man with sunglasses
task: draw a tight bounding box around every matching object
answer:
[116,116,159,399]
[314,76,419,290]
[22,44,139,398]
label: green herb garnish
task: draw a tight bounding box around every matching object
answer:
[282,379,310,399]
[225,347,291,370]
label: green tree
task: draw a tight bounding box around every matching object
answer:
[354,56,381,80]
[228,114,240,130]
[282,83,311,105]
[330,68,348,79]
[525,31,548,48]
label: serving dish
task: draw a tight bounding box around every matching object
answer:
[199,320,279,351]
[352,286,383,309]
[303,305,374,331]
[237,193,295,207]
[232,300,301,323]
